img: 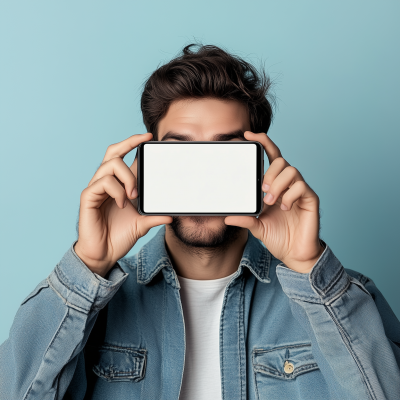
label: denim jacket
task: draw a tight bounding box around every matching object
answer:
[1,226,400,400]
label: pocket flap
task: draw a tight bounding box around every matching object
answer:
[253,343,318,380]
[92,343,147,382]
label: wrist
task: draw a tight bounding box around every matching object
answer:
[283,241,326,274]
[73,242,112,278]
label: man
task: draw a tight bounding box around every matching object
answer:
[0,44,399,400]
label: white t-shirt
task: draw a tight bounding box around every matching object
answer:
[177,271,236,400]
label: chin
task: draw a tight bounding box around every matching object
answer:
[168,216,243,248]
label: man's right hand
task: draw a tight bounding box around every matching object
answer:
[74,133,172,278]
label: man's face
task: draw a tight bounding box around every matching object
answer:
[157,98,251,248]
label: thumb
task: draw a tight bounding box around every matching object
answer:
[224,216,263,241]
[138,215,173,236]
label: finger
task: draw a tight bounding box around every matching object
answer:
[137,215,173,237]
[264,166,303,205]
[102,132,153,164]
[88,157,138,199]
[81,175,128,210]
[224,216,264,241]
[280,180,319,212]
[130,155,138,176]
[262,157,290,192]
[244,131,282,164]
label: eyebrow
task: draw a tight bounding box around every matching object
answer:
[160,130,246,142]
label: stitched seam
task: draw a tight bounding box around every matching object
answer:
[254,364,281,376]
[93,367,143,381]
[93,360,144,379]
[105,370,140,376]
[245,264,271,283]
[276,270,308,280]
[325,305,376,400]
[293,363,319,375]
[96,373,141,379]
[280,270,349,303]
[349,271,369,286]
[321,267,346,295]
[238,277,245,400]
[96,271,127,289]
[143,263,167,284]
[220,296,226,397]
[97,348,146,357]
[241,240,271,282]
[277,271,321,298]
[47,278,90,314]
[160,278,167,397]
[254,362,318,375]
[265,250,271,280]
[97,343,147,354]
[348,277,371,297]
[310,263,341,297]
[254,246,270,281]
[252,351,261,400]
[254,343,312,354]
[176,284,186,399]
[54,266,95,304]
[325,279,351,305]
[137,247,146,282]
[140,260,170,285]
[283,292,322,303]
[20,281,49,306]
[22,307,69,400]
[254,362,319,379]
[219,278,232,398]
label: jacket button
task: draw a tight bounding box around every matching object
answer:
[284,361,294,374]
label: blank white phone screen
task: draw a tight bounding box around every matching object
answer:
[143,143,257,213]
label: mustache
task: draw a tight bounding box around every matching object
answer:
[173,216,217,224]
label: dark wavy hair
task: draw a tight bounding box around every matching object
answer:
[140,44,274,139]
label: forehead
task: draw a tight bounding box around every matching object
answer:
[157,98,250,140]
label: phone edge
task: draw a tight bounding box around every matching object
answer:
[138,141,264,217]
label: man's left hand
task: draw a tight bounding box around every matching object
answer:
[225,131,324,274]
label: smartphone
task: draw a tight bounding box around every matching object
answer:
[137,141,264,216]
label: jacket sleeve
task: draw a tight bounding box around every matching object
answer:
[276,244,400,400]
[0,241,129,400]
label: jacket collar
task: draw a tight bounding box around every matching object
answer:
[137,225,271,286]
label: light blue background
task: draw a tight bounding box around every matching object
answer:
[1,1,399,342]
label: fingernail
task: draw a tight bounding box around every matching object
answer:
[131,188,138,198]
[265,193,273,203]
[281,203,288,211]
[262,183,270,191]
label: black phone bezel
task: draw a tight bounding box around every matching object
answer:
[137,141,264,216]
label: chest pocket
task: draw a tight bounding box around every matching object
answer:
[253,343,320,400]
[253,343,318,380]
[92,343,147,382]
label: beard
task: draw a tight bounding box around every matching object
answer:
[168,216,243,250]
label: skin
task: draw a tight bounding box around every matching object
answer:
[75,98,324,278]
